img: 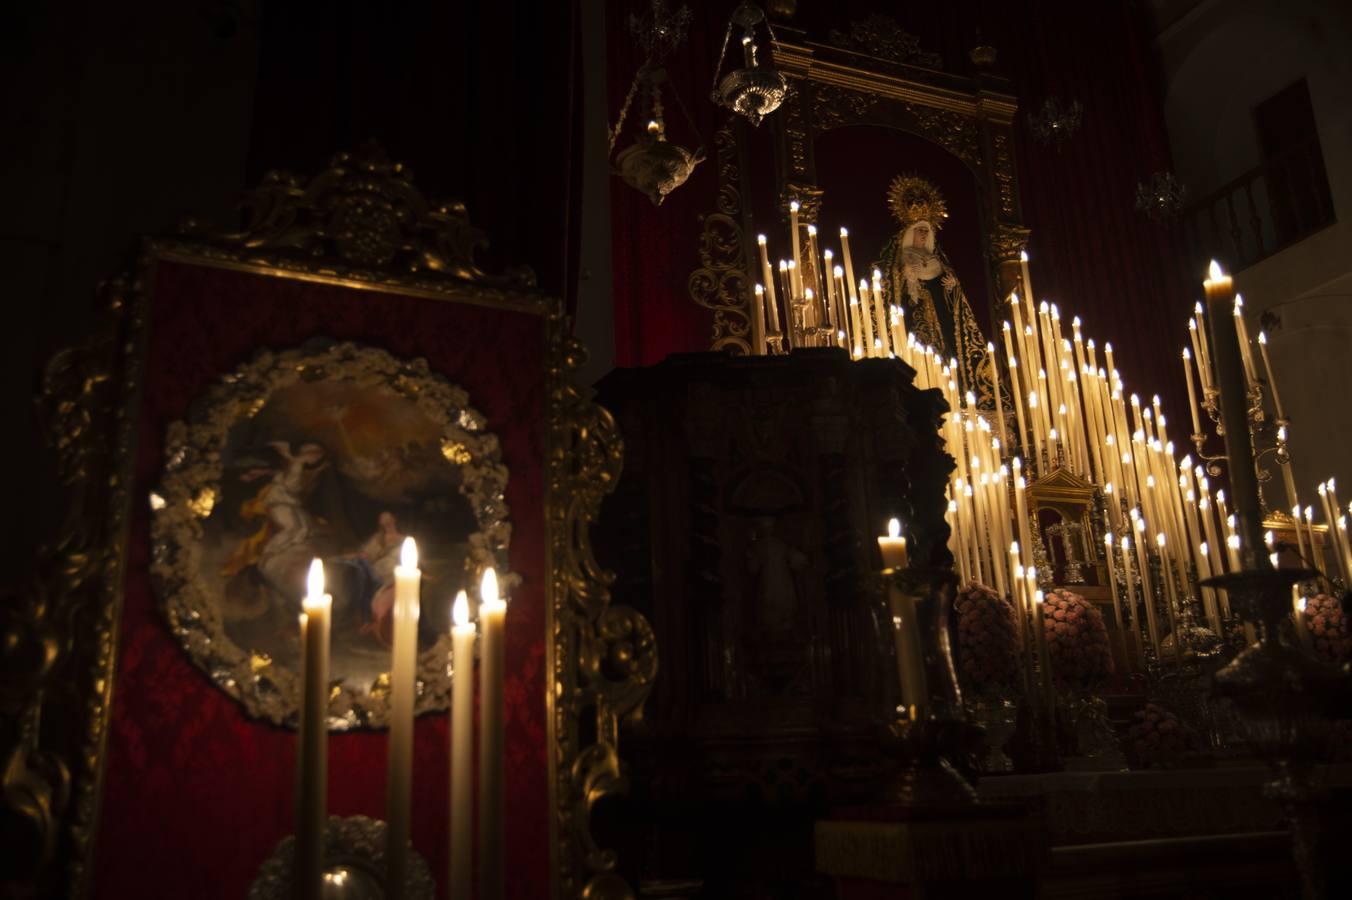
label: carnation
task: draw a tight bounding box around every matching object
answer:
[1302,593,1350,665]
[1125,702,1202,768]
[1041,588,1113,688]
[953,582,1020,696]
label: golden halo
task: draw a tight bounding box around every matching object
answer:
[887,174,948,231]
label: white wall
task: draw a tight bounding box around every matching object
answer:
[1155,0,1352,509]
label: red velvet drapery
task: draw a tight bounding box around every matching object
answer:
[93,262,549,899]
[606,0,1192,418]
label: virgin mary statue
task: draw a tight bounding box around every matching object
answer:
[877,175,1001,409]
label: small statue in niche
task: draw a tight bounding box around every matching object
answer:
[746,515,808,634]
[877,175,1003,409]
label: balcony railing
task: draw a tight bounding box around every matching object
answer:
[1180,137,1336,273]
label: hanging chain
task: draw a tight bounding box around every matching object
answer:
[609,69,643,154]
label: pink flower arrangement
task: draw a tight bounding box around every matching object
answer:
[953,582,1019,696]
[1041,588,1114,688]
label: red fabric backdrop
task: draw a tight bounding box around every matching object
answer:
[607,0,1193,419]
[93,261,549,899]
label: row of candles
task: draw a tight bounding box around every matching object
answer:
[754,207,1342,698]
[294,543,504,900]
[751,213,1243,662]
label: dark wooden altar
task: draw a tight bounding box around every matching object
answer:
[594,348,953,894]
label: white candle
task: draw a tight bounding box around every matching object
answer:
[449,591,476,900]
[387,539,421,898]
[859,278,876,357]
[878,517,909,569]
[789,201,804,300]
[296,559,332,900]
[757,235,779,341]
[1182,348,1202,436]
[478,567,507,900]
[1233,295,1260,388]
[871,270,889,357]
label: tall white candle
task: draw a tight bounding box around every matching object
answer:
[296,559,331,900]
[478,567,507,900]
[387,538,421,899]
[449,591,476,900]
[757,235,779,341]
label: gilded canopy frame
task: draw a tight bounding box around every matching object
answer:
[2,147,654,899]
[690,16,1031,353]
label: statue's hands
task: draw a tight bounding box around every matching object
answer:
[942,273,958,290]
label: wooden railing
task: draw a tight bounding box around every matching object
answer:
[1180,137,1336,272]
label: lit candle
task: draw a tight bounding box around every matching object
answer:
[478,567,507,900]
[848,294,864,359]
[1194,302,1214,391]
[821,250,837,330]
[1120,536,1147,669]
[387,538,421,898]
[878,517,909,570]
[757,235,779,341]
[1204,261,1265,565]
[1182,348,1202,436]
[859,278,876,357]
[1033,590,1057,710]
[1232,295,1260,388]
[448,591,475,900]
[839,227,860,314]
[1317,482,1345,583]
[753,285,771,354]
[789,200,803,299]
[1293,593,1311,648]
[1256,332,1286,422]
[871,270,889,357]
[296,559,332,900]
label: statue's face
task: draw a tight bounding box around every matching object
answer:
[910,222,932,248]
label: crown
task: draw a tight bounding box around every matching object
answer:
[887,174,948,230]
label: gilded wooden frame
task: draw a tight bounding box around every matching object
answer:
[1,147,654,899]
[691,15,1032,352]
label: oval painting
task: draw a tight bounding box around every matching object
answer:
[150,341,510,728]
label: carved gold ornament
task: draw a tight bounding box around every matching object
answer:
[5,145,654,899]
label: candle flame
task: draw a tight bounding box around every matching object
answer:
[1305,505,1314,522]
[1227,534,1240,549]
[1034,590,1044,605]
[307,558,325,598]
[807,224,817,236]
[1265,530,1275,548]
[400,536,418,569]
[1201,542,1208,555]
[823,248,833,259]
[757,234,767,245]
[1258,331,1267,345]
[1207,259,1224,281]
[481,567,500,607]
[1157,533,1166,548]
[1105,532,1114,548]
[754,283,764,295]
[1011,541,1021,555]
[1121,536,1131,551]
[452,590,470,627]
[887,518,901,539]
[1297,596,1308,613]
[1020,250,1029,262]
[790,200,800,212]
[833,265,843,277]
[840,226,849,237]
